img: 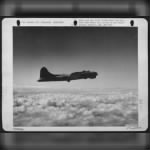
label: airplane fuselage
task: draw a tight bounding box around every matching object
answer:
[38,67,98,82]
[38,74,70,82]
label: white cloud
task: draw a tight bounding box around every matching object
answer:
[14,89,138,127]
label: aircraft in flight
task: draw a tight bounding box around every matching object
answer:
[38,67,98,82]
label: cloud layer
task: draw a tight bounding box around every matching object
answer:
[14,88,138,127]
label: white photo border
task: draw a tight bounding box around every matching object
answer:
[2,18,148,131]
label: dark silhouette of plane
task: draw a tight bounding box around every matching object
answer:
[38,67,98,82]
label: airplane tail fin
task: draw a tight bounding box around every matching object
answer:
[38,67,54,81]
[40,67,50,78]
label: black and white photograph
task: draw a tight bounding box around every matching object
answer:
[2,18,148,131]
[13,25,138,127]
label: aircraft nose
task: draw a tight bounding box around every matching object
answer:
[95,72,98,76]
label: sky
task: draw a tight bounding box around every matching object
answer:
[13,27,137,89]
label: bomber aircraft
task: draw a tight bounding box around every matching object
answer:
[38,67,98,82]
